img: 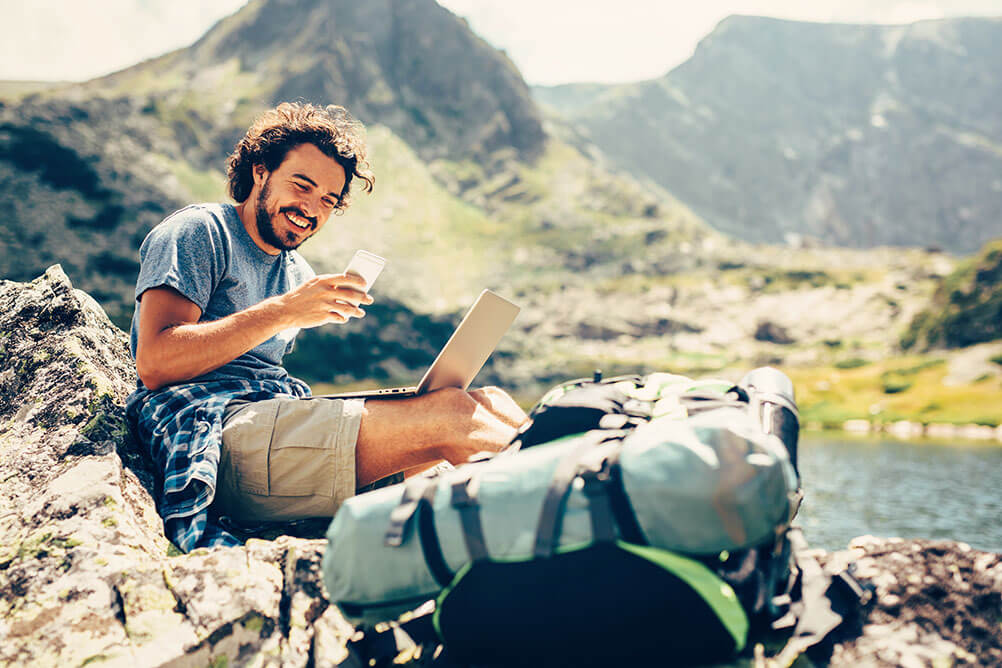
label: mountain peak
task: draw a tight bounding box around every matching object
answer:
[99,0,546,163]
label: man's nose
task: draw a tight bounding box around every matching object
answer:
[299,197,319,220]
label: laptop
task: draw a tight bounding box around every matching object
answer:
[317,289,520,400]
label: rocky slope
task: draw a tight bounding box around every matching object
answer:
[1,268,1000,667]
[903,238,1002,350]
[534,16,1002,253]
[0,267,356,667]
[0,96,188,327]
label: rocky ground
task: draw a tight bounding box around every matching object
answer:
[1,267,1000,667]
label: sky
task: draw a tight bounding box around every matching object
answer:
[1,0,1000,85]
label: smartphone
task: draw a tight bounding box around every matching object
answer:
[344,250,385,291]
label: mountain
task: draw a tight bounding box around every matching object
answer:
[0,0,712,386]
[0,97,188,326]
[534,16,1002,253]
[87,0,544,167]
[4,1,999,409]
[0,0,553,325]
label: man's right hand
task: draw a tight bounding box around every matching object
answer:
[277,273,374,329]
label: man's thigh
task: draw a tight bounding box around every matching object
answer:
[215,396,365,523]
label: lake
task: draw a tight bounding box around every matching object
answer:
[797,432,1002,553]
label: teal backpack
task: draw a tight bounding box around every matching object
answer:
[323,368,866,666]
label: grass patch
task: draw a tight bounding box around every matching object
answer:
[787,354,1002,427]
[834,357,869,369]
[165,159,227,203]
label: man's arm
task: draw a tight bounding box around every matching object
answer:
[135,274,372,391]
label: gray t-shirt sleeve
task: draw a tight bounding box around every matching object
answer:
[135,207,228,310]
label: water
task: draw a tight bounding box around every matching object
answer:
[796,432,1002,553]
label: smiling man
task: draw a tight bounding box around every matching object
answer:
[126,102,526,552]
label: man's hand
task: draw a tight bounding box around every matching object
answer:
[277,273,373,329]
[135,275,374,391]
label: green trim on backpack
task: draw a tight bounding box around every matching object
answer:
[432,562,466,638]
[618,541,749,652]
[432,540,748,651]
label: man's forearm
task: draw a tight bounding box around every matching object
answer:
[136,295,290,390]
[135,274,370,391]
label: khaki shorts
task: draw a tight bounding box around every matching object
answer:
[214,396,365,524]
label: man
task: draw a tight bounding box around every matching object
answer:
[126,102,526,552]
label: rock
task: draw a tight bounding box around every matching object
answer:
[754,320,796,345]
[2,267,1000,666]
[821,537,1002,667]
[0,267,351,667]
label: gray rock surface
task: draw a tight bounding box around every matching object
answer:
[1,267,999,667]
[0,267,352,667]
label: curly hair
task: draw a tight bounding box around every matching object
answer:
[226,102,374,213]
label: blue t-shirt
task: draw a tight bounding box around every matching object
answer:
[129,202,315,386]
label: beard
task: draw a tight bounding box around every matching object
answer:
[254,177,317,251]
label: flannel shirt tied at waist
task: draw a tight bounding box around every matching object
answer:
[126,377,312,552]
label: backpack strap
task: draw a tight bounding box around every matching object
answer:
[384,472,454,588]
[385,474,438,547]
[533,431,624,558]
[579,452,617,543]
[450,471,489,563]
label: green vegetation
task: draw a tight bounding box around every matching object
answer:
[304,126,505,309]
[834,357,869,370]
[160,158,227,203]
[902,239,1002,350]
[787,356,1001,427]
[0,80,69,100]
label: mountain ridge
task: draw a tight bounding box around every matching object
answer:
[1,3,999,406]
[533,14,1002,252]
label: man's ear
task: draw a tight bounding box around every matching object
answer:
[252,163,268,187]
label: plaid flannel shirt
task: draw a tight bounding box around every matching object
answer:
[126,376,311,552]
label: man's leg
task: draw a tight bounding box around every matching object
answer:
[215,387,527,523]
[355,386,527,488]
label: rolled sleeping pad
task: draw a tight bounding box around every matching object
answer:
[739,366,800,476]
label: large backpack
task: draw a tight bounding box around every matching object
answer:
[323,368,864,666]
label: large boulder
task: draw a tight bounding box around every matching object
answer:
[0,267,999,666]
[0,267,353,667]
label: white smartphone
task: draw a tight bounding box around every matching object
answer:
[344,250,385,291]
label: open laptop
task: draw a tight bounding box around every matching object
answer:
[317,289,520,400]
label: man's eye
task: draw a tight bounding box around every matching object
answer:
[294,182,308,192]
[322,198,336,209]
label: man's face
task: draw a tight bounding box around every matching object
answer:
[252,143,347,253]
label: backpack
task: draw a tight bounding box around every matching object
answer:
[324,368,866,666]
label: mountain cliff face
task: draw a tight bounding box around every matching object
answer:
[534,16,1002,253]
